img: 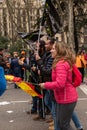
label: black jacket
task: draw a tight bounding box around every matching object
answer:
[37,51,53,82]
[37,51,55,101]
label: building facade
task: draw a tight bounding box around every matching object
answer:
[0,0,44,42]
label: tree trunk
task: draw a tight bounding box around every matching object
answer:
[23,0,31,32]
[68,0,75,51]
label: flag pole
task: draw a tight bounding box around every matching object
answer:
[37,0,47,119]
[41,89,45,118]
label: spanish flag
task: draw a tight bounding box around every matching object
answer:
[5,75,43,98]
[16,81,42,98]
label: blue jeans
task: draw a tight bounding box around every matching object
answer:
[51,101,60,130]
[44,90,52,111]
[72,111,83,129]
[31,97,37,112]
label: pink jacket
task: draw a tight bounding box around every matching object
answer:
[44,61,78,104]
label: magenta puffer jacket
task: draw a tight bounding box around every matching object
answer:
[44,61,78,104]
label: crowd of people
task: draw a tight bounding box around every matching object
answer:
[0,49,28,87]
[0,38,87,130]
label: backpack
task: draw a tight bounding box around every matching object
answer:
[72,65,82,87]
[0,67,6,96]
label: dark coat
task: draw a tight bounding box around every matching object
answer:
[37,51,55,101]
[37,51,53,82]
[10,58,21,77]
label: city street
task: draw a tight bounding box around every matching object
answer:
[0,82,87,130]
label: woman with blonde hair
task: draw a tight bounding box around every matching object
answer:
[39,41,78,130]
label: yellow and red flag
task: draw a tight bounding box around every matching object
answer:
[5,75,43,98]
